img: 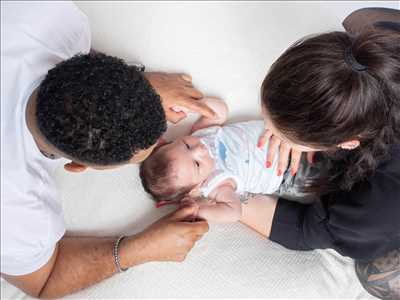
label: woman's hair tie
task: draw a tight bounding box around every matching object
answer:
[344,47,368,72]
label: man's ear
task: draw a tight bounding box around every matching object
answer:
[64,161,88,173]
[338,139,360,150]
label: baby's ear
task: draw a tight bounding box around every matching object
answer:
[154,137,170,151]
[157,137,168,147]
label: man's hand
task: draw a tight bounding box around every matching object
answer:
[144,72,216,123]
[124,205,208,264]
[1,206,208,299]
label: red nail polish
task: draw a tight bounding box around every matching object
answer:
[266,161,272,168]
[277,169,282,176]
[257,141,263,148]
[291,169,297,176]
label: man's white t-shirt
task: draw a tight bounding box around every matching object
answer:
[1,1,91,276]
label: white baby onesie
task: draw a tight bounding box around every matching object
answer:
[192,120,283,198]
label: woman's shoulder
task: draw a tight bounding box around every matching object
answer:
[376,143,400,175]
[325,143,400,206]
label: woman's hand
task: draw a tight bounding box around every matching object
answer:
[258,128,315,176]
[144,72,216,123]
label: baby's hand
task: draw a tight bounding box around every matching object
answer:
[179,196,201,222]
[171,106,190,114]
[190,97,228,133]
[180,196,198,208]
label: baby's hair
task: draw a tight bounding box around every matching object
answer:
[139,144,194,203]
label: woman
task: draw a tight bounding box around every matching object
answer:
[241,8,400,299]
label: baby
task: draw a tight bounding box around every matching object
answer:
[140,98,312,222]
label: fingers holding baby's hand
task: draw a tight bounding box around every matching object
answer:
[180,197,197,207]
[179,197,201,222]
[180,197,200,214]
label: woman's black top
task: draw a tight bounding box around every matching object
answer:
[270,143,400,261]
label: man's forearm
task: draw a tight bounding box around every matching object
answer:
[39,236,141,298]
[3,206,207,299]
[39,237,116,298]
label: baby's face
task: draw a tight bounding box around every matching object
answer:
[161,135,215,191]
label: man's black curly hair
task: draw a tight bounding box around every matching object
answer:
[36,53,166,165]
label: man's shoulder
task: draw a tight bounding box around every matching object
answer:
[1,160,65,275]
[1,155,62,217]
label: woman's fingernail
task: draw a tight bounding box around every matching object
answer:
[266,161,272,168]
[257,140,263,148]
[291,168,297,176]
[277,169,282,176]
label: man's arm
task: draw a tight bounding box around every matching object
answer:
[2,206,208,298]
[144,72,216,124]
[2,238,115,298]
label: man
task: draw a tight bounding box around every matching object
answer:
[1,2,210,298]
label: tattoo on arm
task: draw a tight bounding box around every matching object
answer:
[239,192,259,205]
[355,248,400,299]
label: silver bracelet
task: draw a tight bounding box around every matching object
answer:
[113,235,128,273]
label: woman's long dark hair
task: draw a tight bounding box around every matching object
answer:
[261,27,400,195]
